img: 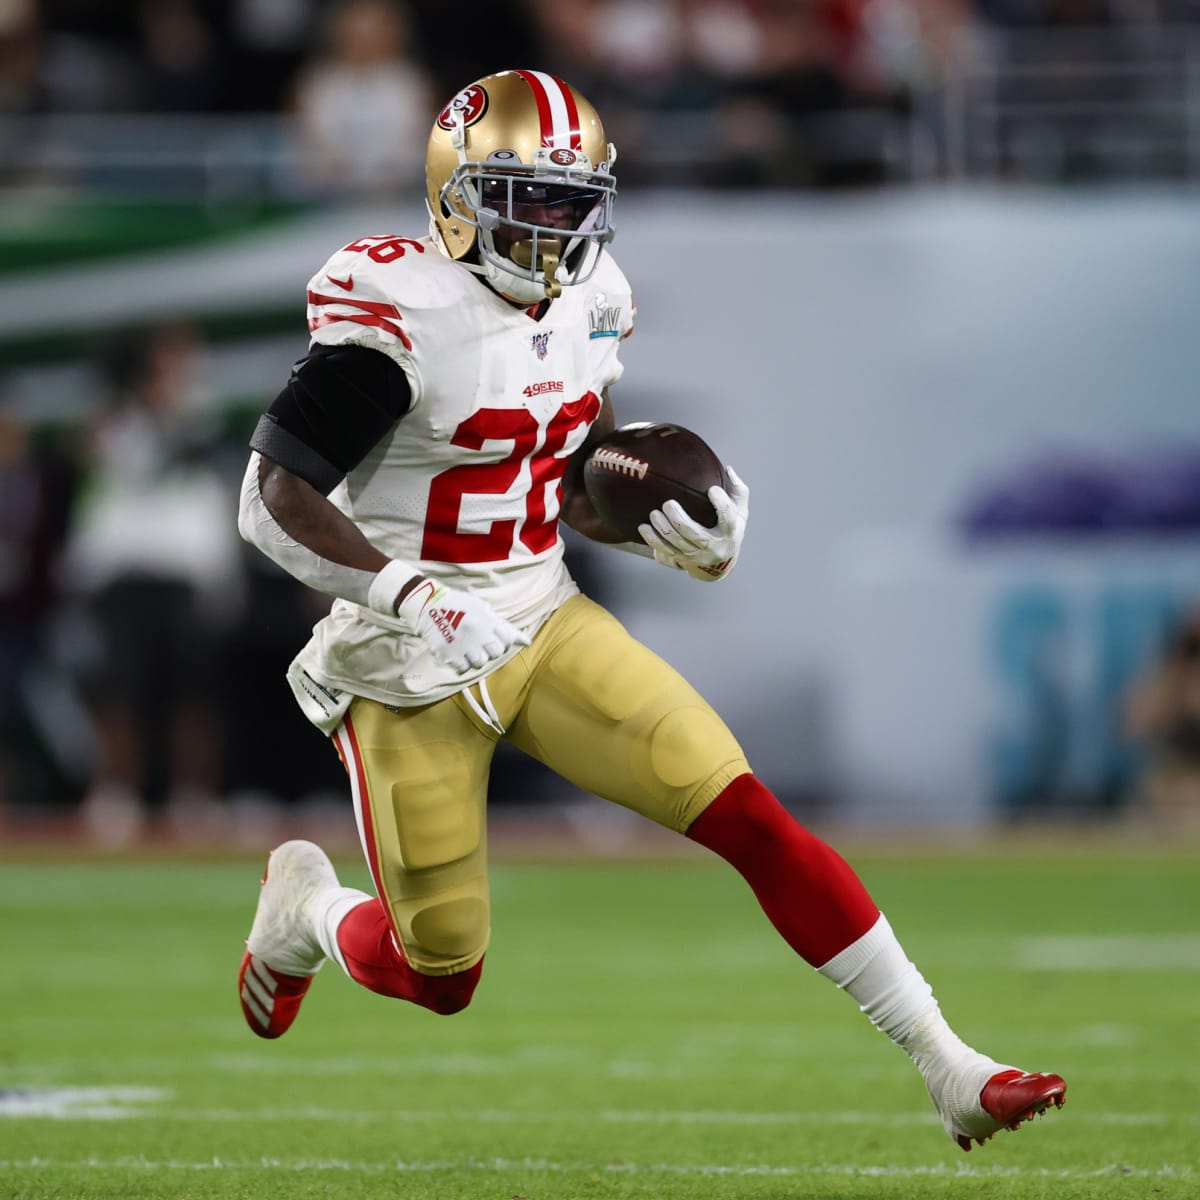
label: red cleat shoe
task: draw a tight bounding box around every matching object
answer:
[237,840,337,1039]
[929,1054,1067,1151]
[238,950,316,1040]
[954,1069,1067,1152]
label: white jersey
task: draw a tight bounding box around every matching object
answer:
[286,234,635,728]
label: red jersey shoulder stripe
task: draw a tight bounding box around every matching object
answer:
[306,287,412,351]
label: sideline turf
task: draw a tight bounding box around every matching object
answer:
[1,851,1197,1199]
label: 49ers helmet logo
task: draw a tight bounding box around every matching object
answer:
[436,85,489,131]
[549,148,578,166]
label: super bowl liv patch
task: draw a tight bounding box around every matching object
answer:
[589,293,620,339]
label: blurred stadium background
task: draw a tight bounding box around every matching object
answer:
[2,0,1200,850]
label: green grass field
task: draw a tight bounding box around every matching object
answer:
[1,846,1197,1199]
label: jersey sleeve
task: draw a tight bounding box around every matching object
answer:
[250,344,414,494]
[304,239,424,408]
[588,252,637,392]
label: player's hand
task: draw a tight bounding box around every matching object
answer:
[637,467,749,582]
[395,578,531,672]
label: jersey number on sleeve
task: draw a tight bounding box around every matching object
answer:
[342,236,425,263]
[422,392,601,563]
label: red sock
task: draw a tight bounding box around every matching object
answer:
[335,899,482,1015]
[686,773,880,966]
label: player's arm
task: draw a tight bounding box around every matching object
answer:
[559,389,630,544]
[239,342,414,597]
[252,457,394,576]
[238,343,527,670]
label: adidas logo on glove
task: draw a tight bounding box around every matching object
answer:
[429,607,466,641]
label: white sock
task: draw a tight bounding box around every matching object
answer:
[817,914,994,1093]
[308,886,372,975]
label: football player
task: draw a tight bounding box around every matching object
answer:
[235,69,1065,1151]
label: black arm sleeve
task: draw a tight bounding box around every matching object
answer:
[249,344,413,495]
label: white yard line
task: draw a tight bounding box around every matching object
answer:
[0,1087,167,1118]
[4,1097,1196,1127]
[1015,935,1200,970]
[0,1156,1191,1180]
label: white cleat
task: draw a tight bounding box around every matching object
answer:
[238,840,338,1039]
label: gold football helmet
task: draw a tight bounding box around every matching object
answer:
[426,69,617,303]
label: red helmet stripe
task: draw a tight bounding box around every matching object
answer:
[514,69,583,151]
[513,69,554,147]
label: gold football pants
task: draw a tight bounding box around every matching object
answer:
[332,594,749,975]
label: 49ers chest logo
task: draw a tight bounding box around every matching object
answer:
[437,86,489,131]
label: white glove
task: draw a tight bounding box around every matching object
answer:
[637,467,749,582]
[395,577,531,673]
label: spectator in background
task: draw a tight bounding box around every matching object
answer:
[136,0,223,112]
[67,322,240,846]
[290,0,434,198]
[712,1,857,187]
[0,0,43,115]
[858,0,986,94]
[220,0,322,113]
[528,0,918,187]
[1124,611,1200,831]
[856,0,988,177]
[0,407,80,817]
[35,0,145,113]
[528,0,764,177]
[410,0,542,102]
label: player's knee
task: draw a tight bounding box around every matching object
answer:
[647,708,734,790]
[407,895,489,970]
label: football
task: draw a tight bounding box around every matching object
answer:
[583,422,727,544]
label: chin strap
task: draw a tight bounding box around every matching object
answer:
[539,246,561,298]
[430,198,559,303]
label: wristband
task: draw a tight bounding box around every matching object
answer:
[367,559,419,617]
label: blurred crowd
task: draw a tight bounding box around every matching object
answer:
[1,0,1196,190]
[0,322,354,844]
[0,321,617,845]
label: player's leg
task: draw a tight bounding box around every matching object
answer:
[685,778,1065,1148]
[507,596,1065,1150]
[238,692,495,1037]
[506,597,878,963]
[321,695,495,1007]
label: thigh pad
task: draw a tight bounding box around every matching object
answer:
[341,697,493,976]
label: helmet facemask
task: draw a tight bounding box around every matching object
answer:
[439,115,616,303]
